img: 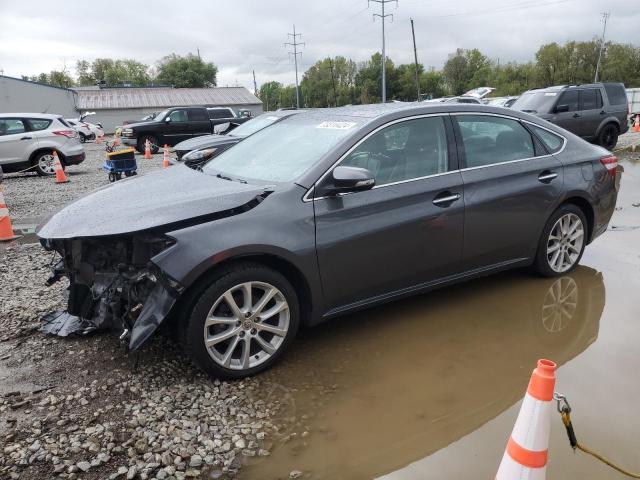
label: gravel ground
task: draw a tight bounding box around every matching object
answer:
[2,141,165,221]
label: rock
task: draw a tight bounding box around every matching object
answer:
[234,439,246,449]
[127,465,137,479]
[189,454,203,467]
[290,470,303,479]
[76,461,91,472]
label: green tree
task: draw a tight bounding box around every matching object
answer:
[156,53,217,88]
[300,56,358,107]
[354,53,398,103]
[259,81,283,110]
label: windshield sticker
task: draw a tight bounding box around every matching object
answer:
[316,121,357,130]
[544,92,558,96]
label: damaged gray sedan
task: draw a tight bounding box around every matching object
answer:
[38,103,618,378]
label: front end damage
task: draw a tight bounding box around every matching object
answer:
[41,233,184,350]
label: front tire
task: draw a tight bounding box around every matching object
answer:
[79,133,87,143]
[34,152,60,176]
[533,204,587,277]
[597,123,618,150]
[183,263,300,379]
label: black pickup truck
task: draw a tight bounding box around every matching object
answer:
[120,106,252,153]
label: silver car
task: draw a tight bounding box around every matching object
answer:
[0,113,85,176]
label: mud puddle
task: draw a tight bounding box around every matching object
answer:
[236,156,640,479]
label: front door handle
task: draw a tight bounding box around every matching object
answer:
[572,113,581,118]
[20,136,32,140]
[538,171,558,183]
[433,192,461,206]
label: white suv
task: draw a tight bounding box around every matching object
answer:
[0,113,85,176]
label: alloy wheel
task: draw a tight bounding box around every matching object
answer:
[203,281,290,371]
[546,213,584,273]
[601,125,617,150]
[541,276,578,333]
[38,154,56,175]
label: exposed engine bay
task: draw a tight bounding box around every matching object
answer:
[41,233,183,350]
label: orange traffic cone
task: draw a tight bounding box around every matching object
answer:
[0,185,19,242]
[163,144,170,169]
[53,151,69,184]
[144,139,152,159]
[496,359,556,480]
[633,115,640,133]
[113,136,121,147]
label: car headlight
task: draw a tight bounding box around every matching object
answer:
[182,148,217,161]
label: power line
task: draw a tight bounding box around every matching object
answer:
[284,24,305,108]
[594,11,610,83]
[369,0,397,103]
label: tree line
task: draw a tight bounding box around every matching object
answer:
[21,53,218,89]
[261,39,640,109]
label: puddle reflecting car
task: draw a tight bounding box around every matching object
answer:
[37,103,619,378]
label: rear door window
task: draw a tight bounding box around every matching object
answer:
[454,115,535,168]
[188,109,208,121]
[208,109,233,119]
[0,118,26,136]
[580,89,603,110]
[557,90,579,112]
[26,118,52,131]
[529,125,564,154]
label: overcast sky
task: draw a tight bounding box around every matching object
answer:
[1,0,639,91]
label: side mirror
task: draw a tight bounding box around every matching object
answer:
[165,116,172,123]
[555,104,569,113]
[328,166,375,194]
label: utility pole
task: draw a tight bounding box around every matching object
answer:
[594,12,610,83]
[252,70,258,97]
[410,18,420,101]
[284,24,305,108]
[369,0,397,103]
[329,58,338,106]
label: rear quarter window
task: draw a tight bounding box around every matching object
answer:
[603,84,628,106]
[58,118,71,127]
[26,118,52,131]
[530,125,564,154]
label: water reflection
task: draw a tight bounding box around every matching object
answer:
[240,266,605,479]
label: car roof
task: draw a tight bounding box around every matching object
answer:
[0,113,62,118]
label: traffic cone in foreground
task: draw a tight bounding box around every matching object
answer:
[0,186,19,242]
[633,115,640,133]
[52,151,69,184]
[162,144,170,169]
[144,139,152,159]
[496,359,556,480]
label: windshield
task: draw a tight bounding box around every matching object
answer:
[152,110,169,121]
[512,91,558,113]
[229,115,283,137]
[202,117,360,183]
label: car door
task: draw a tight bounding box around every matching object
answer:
[187,108,212,137]
[0,118,34,165]
[453,114,564,271]
[161,109,190,143]
[551,89,581,135]
[313,115,465,312]
[578,88,605,139]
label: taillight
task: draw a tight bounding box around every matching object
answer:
[600,155,618,179]
[53,130,76,138]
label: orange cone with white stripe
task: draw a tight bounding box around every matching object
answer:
[496,359,556,480]
[633,115,640,133]
[144,139,152,159]
[53,151,69,184]
[162,144,170,169]
[0,185,19,242]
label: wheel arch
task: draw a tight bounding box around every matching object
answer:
[560,196,595,243]
[29,148,66,165]
[595,118,620,138]
[168,252,315,330]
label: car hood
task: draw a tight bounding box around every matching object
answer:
[37,165,271,239]
[174,134,239,152]
[124,120,161,129]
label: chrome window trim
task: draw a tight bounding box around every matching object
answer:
[303,112,568,202]
[303,113,451,202]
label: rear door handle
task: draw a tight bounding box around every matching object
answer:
[538,171,558,183]
[20,136,32,140]
[433,192,461,206]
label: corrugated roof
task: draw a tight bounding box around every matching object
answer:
[75,87,262,109]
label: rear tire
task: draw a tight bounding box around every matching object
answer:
[183,263,300,379]
[597,123,618,150]
[79,133,87,143]
[137,135,159,154]
[533,204,588,277]
[33,152,61,176]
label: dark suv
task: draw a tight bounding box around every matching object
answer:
[511,83,629,150]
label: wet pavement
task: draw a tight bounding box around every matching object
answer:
[238,155,640,479]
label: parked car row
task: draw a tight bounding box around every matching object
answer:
[38,100,620,379]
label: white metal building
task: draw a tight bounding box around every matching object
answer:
[74,86,263,133]
[0,75,78,117]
